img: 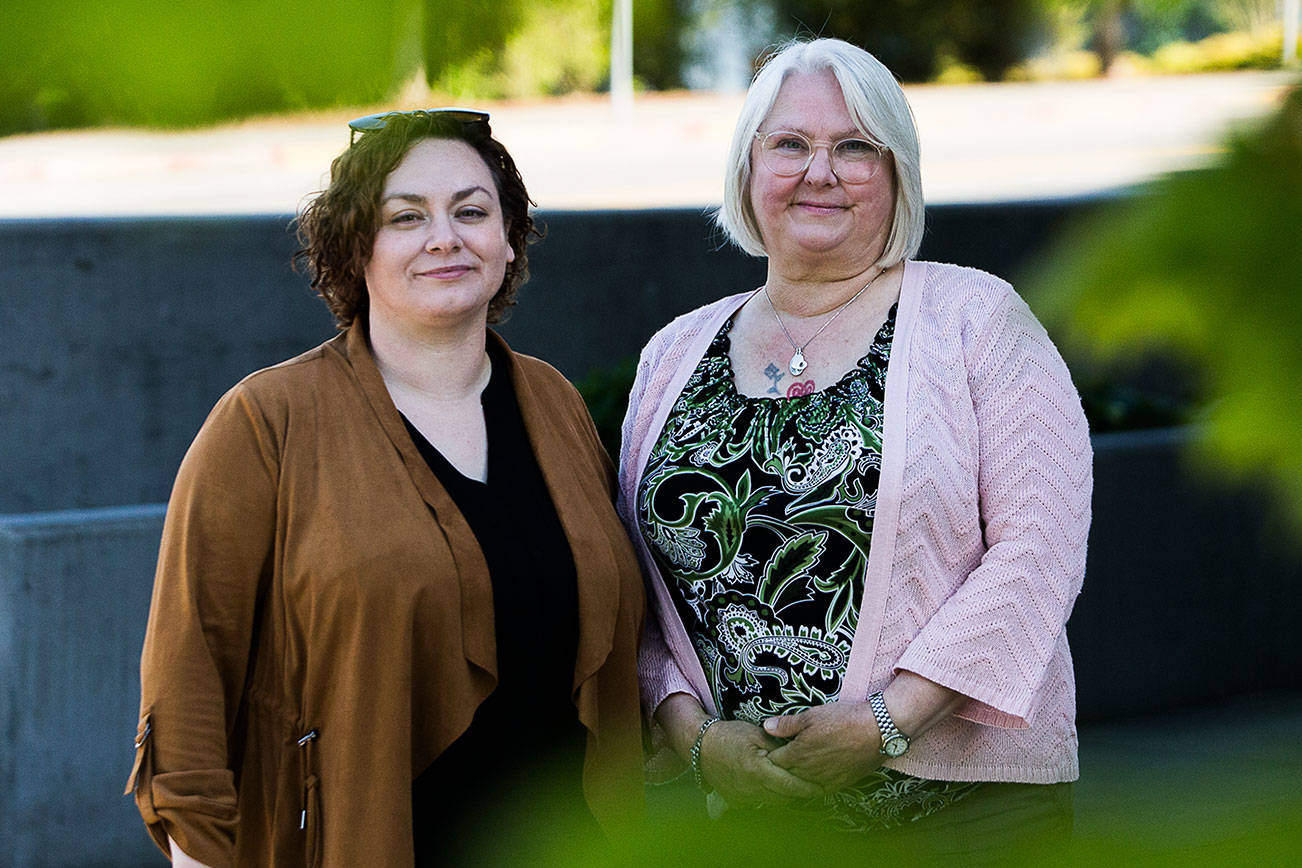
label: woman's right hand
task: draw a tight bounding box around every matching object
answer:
[655,693,822,808]
[697,719,824,808]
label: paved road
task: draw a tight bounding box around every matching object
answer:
[1,71,1294,218]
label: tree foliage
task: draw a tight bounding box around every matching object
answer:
[0,0,421,134]
[423,0,689,99]
[766,0,1050,81]
[426,0,611,99]
[1057,0,1277,71]
[1026,81,1302,528]
[634,0,690,90]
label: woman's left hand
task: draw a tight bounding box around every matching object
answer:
[761,701,883,793]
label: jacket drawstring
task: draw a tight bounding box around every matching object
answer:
[297,729,318,831]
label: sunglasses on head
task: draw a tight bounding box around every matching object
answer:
[346,107,490,145]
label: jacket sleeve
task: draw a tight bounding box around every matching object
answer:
[126,382,279,867]
[894,289,1092,727]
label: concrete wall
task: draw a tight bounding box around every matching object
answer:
[1074,429,1302,720]
[0,201,1096,515]
[0,506,164,868]
[2,216,335,515]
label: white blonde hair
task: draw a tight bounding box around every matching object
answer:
[716,38,925,266]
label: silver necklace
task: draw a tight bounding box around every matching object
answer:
[763,268,887,376]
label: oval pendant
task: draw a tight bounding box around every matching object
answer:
[789,349,807,376]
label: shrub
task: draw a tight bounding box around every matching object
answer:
[1006,49,1103,81]
[575,355,638,462]
[427,0,610,101]
[934,57,985,86]
[1150,27,1295,73]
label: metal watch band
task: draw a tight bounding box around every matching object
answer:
[868,690,910,757]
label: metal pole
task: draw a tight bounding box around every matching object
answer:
[1286,0,1296,66]
[1286,0,1300,66]
[611,0,634,114]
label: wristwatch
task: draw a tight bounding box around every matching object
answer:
[868,690,911,758]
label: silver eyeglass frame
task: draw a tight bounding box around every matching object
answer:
[754,129,890,181]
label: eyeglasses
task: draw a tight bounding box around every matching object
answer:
[346,107,490,145]
[754,130,889,183]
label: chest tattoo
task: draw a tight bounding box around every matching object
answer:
[762,362,785,395]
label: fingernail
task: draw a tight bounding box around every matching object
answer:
[763,719,777,733]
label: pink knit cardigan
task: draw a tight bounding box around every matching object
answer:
[617,260,1092,783]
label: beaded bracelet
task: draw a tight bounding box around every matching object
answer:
[690,715,722,792]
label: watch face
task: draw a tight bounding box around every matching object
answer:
[882,735,909,757]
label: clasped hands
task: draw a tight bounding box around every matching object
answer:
[698,701,884,808]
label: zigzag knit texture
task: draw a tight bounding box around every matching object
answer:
[619,261,1092,784]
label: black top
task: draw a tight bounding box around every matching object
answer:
[640,306,897,724]
[406,341,590,864]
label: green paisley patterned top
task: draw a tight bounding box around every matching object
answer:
[637,304,979,830]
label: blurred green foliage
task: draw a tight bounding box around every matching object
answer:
[1026,81,1302,525]
[472,776,1302,865]
[424,0,688,100]
[766,0,1052,81]
[575,355,639,462]
[0,0,422,134]
[1114,0,1240,54]
[424,0,610,100]
[1,0,1289,134]
[1046,0,1287,72]
[633,0,690,90]
[0,0,690,133]
[762,0,1291,81]
[423,0,521,85]
[1148,26,1299,72]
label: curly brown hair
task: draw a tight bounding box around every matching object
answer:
[295,111,540,327]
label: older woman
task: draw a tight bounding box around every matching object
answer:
[127,110,645,867]
[620,39,1091,854]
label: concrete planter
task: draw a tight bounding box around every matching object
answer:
[0,506,165,868]
[1074,427,1302,721]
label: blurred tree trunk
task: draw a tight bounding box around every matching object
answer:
[1090,0,1130,73]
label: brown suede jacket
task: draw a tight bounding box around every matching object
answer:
[127,324,645,867]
